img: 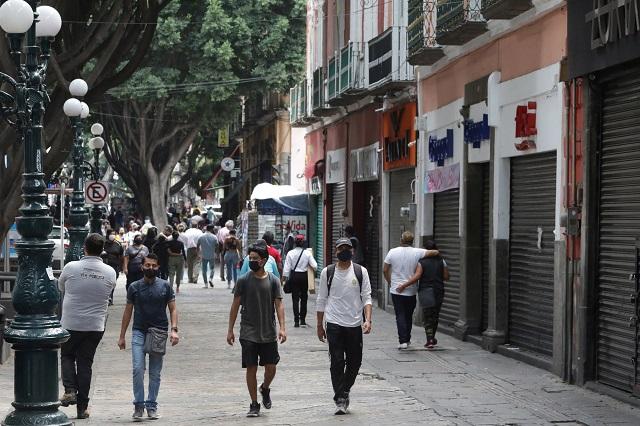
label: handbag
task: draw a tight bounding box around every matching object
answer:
[418,286,437,309]
[283,249,305,294]
[143,327,168,355]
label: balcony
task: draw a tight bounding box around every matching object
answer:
[311,67,340,117]
[327,42,368,106]
[290,79,318,127]
[436,0,488,46]
[407,0,445,66]
[482,0,533,20]
[368,26,415,95]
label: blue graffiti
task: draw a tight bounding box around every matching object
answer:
[463,114,489,148]
[428,129,454,167]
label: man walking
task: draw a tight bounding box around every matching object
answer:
[227,243,286,418]
[283,234,317,327]
[184,222,204,284]
[198,224,218,288]
[118,254,180,421]
[383,231,438,349]
[316,238,372,415]
[217,220,234,281]
[59,234,117,419]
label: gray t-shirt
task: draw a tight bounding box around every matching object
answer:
[233,272,282,343]
[126,244,149,272]
[59,256,117,332]
[197,232,218,259]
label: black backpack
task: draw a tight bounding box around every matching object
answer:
[326,263,364,295]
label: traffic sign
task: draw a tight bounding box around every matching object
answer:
[84,181,111,205]
[221,157,235,172]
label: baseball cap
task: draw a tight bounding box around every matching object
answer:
[335,237,353,248]
[295,234,305,242]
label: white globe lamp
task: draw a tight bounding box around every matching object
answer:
[91,123,104,136]
[63,98,82,117]
[80,102,89,119]
[0,0,34,34]
[69,79,88,97]
[35,5,61,38]
[89,137,104,151]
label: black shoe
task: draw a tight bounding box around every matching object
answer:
[60,391,77,407]
[259,384,272,409]
[344,392,350,411]
[334,398,347,415]
[294,322,300,328]
[300,320,307,327]
[76,405,89,419]
[209,279,214,288]
[247,401,260,417]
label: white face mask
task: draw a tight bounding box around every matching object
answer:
[108,235,116,241]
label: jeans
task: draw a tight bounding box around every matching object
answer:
[186,248,200,283]
[132,329,164,409]
[167,256,184,288]
[61,330,104,406]
[391,293,417,344]
[201,258,215,283]
[290,272,308,324]
[326,322,363,401]
[224,252,238,285]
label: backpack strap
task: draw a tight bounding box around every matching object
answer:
[327,263,363,295]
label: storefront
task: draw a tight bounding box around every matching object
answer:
[325,147,346,264]
[305,128,325,277]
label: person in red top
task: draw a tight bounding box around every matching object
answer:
[262,232,282,277]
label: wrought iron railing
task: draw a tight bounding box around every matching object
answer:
[436,0,484,38]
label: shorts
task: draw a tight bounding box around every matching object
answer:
[240,339,280,368]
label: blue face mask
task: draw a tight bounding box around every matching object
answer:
[337,250,353,262]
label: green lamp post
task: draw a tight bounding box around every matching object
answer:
[0,0,71,425]
[63,82,90,263]
[87,125,105,234]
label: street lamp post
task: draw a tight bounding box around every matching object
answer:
[63,81,89,262]
[88,124,104,234]
[0,1,71,425]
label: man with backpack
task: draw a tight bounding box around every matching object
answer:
[316,238,372,415]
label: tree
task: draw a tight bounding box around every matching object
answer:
[0,0,171,241]
[99,0,306,227]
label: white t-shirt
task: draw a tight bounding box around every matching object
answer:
[183,227,204,249]
[384,246,427,296]
[59,256,117,332]
[283,247,318,276]
[316,263,372,327]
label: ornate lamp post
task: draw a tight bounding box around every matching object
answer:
[88,124,104,234]
[0,1,71,425]
[63,80,89,262]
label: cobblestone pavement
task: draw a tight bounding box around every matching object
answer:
[2,274,640,425]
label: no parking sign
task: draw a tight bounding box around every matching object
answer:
[84,181,111,205]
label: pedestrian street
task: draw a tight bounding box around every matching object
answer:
[1,276,639,425]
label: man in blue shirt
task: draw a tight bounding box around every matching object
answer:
[118,254,179,421]
[197,224,218,288]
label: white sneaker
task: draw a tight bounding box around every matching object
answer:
[398,343,408,350]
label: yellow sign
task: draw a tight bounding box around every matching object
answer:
[218,126,229,148]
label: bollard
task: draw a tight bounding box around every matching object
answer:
[0,304,7,364]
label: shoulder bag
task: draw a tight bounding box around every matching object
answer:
[143,327,168,355]
[283,249,304,294]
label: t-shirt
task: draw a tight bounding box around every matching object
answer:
[167,239,185,259]
[102,240,124,269]
[316,263,373,327]
[267,245,282,268]
[126,245,149,273]
[233,272,283,343]
[384,246,427,296]
[127,277,175,331]
[197,233,218,259]
[283,247,317,276]
[184,228,203,249]
[59,256,117,332]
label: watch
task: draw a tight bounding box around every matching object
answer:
[171,327,178,332]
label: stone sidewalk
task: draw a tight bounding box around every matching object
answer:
[1,275,640,425]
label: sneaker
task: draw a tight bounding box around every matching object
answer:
[247,401,260,417]
[132,406,144,421]
[147,408,159,420]
[209,279,214,288]
[398,342,408,350]
[300,321,307,328]
[334,398,347,415]
[259,384,272,409]
[60,392,77,407]
[294,322,300,328]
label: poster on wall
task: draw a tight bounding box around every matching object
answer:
[258,215,308,240]
[326,148,346,184]
[425,163,460,193]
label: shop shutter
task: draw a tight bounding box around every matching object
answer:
[509,152,556,357]
[314,196,324,277]
[388,170,415,249]
[481,163,490,332]
[596,64,640,394]
[364,181,381,298]
[330,183,347,263]
[433,189,460,329]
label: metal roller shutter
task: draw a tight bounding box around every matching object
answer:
[434,190,460,329]
[388,170,415,249]
[364,181,381,298]
[596,64,640,394]
[314,196,324,277]
[330,183,346,263]
[509,152,556,357]
[481,163,490,332]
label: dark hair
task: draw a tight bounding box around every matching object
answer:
[145,253,160,264]
[229,229,236,235]
[147,227,158,239]
[164,225,173,234]
[193,209,201,216]
[295,238,305,247]
[248,244,269,259]
[172,231,180,240]
[106,228,116,236]
[424,240,438,250]
[206,224,215,233]
[344,225,354,236]
[84,233,105,256]
[262,231,274,245]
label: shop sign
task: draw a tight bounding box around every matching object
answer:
[464,114,489,148]
[586,0,640,49]
[428,129,454,167]
[425,162,460,194]
[258,215,308,239]
[349,142,379,182]
[382,103,417,171]
[218,125,229,148]
[326,147,346,184]
[514,101,537,151]
[310,176,322,195]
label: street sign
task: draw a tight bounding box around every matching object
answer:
[221,157,235,172]
[218,125,229,148]
[84,180,110,205]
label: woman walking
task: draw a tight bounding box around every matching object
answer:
[397,240,449,348]
[123,235,149,290]
[283,235,317,327]
[223,229,241,290]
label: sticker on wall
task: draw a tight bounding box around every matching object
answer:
[428,129,454,166]
[514,101,537,151]
[464,114,490,148]
[425,162,460,194]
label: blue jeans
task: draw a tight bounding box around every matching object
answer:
[132,329,164,409]
[391,293,417,344]
[224,253,238,285]
[201,258,215,283]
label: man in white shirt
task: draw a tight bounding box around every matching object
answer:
[383,231,438,350]
[217,220,234,280]
[283,234,317,327]
[183,222,204,283]
[125,223,141,246]
[316,238,372,415]
[58,233,117,419]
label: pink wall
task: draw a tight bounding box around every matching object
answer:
[420,7,567,113]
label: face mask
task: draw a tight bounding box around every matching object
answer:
[337,250,353,262]
[249,260,261,272]
[108,235,115,241]
[134,238,142,245]
[143,268,157,279]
